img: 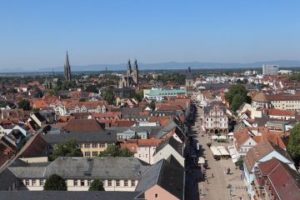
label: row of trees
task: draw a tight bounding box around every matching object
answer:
[44,174,104,191]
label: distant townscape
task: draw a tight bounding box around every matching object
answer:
[0,53,300,200]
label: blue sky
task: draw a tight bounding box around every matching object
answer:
[1,0,300,69]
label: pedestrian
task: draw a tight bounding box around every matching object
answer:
[211,173,214,178]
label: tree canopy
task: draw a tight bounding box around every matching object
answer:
[98,145,133,157]
[49,139,83,161]
[102,88,115,105]
[225,84,251,112]
[89,179,104,191]
[287,123,300,165]
[18,99,31,111]
[157,73,186,85]
[44,174,67,191]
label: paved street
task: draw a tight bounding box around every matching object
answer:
[194,107,250,200]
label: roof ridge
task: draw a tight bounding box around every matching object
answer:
[155,159,165,185]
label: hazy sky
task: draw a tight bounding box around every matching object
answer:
[1,0,300,69]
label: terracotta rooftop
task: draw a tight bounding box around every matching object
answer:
[257,158,300,200]
[244,141,291,172]
[62,119,104,133]
[266,108,295,116]
[252,92,268,102]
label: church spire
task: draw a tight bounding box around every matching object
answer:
[64,51,71,81]
[134,59,138,70]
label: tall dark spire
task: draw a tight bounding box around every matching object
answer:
[127,59,132,72]
[134,59,138,70]
[64,51,71,81]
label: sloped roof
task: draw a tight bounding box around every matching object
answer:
[155,136,183,156]
[252,92,268,102]
[43,131,117,144]
[244,141,292,172]
[257,158,300,200]
[135,158,184,199]
[9,157,149,180]
[20,133,49,158]
[62,119,104,133]
[0,191,140,200]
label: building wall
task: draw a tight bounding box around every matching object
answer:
[204,108,228,132]
[21,178,137,192]
[134,146,156,164]
[144,185,179,200]
[80,142,109,157]
[271,100,300,111]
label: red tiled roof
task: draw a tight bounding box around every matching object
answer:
[20,133,48,157]
[268,94,300,101]
[63,118,104,133]
[244,141,277,172]
[257,158,300,200]
[266,108,295,116]
[113,120,135,127]
[0,141,15,167]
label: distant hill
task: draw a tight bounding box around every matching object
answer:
[2,60,300,73]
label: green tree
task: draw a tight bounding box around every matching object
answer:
[287,123,300,165]
[132,90,144,102]
[231,94,245,112]
[225,84,250,112]
[44,174,67,191]
[86,85,98,93]
[89,179,104,191]
[18,99,31,111]
[102,89,115,105]
[98,145,133,157]
[149,100,156,111]
[49,139,83,161]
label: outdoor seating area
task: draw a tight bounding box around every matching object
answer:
[210,145,230,160]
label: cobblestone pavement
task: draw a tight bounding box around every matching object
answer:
[195,108,250,200]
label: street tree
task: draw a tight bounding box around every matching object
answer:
[18,99,31,111]
[49,139,83,161]
[287,123,300,165]
[44,174,67,191]
[225,84,251,112]
[89,179,104,191]
[98,145,133,157]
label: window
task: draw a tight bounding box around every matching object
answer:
[84,143,90,148]
[84,152,91,157]
[92,143,97,148]
[25,179,30,186]
[87,180,91,186]
[32,180,36,186]
[155,193,158,198]
[99,143,105,148]
[124,180,128,187]
[40,179,45,186]
[107,180,112,186]
[131,180,136,186]
[81,180,85,186]
[92,151,98,156]
[116,180,120,186]
[74,180,80,186]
